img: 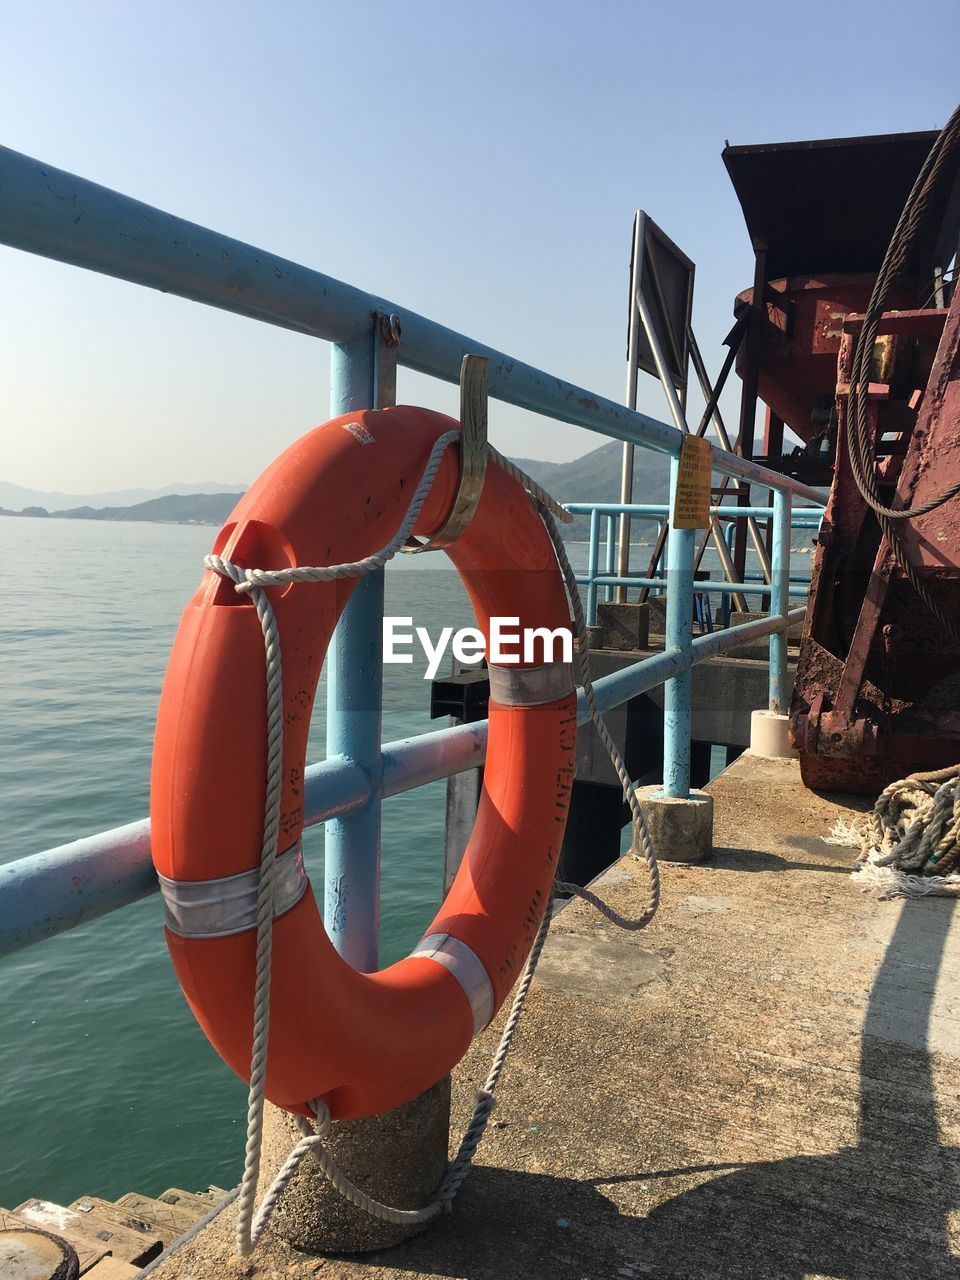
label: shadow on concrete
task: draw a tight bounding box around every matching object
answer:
[712,841,853,874]
[370,899,960,1279]
[610,896,960,1278]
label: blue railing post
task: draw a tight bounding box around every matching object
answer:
[586,507,601,625]
[324,334,384,972]
[769,489,791,714]
[663,455,695,797]
[605,514,616,603]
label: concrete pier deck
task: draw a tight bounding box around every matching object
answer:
[153,755,960,1279]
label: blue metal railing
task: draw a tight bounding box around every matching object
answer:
[567,502,824,626]
[0,144,826,968]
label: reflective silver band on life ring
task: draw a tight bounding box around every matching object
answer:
[158,841,309,939]
[487,661,575,707]
[409,933,495,1036]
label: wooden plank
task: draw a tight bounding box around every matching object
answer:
[155,1187,218,1214]
[1,1205,108,1274]
[110,1193,197,1242]
[14,1199,161,1267]
[83,1259,140,1279]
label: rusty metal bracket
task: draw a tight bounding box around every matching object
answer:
[404,354,489,552]
[794,691,880,761]
[373,310,401,409]
[831,542,897,724]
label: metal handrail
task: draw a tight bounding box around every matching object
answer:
[0,608,804,957]
[0,145,822,503]
[569,501,824,623]
[0,143,827,965]
[565,503,824,517]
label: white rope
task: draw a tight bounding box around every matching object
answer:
[242,898,558,1240]
[852,860,960,899]
[202,432,659,1256]
[546,507,659,927]
[836,764,960,899]
[207,429,459,596]
[487,444,572,525]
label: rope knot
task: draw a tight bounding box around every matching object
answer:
[204,553,245,587]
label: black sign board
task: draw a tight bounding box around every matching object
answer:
[629,212,695,390]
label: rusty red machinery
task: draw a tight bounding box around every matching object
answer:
[725,119,960,792]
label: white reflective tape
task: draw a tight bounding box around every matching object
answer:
[158,841,309,939]
[409,933,495,1036]
[487,662,574,707]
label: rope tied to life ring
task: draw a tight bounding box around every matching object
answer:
[156,427,662,1262]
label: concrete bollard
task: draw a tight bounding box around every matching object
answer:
[258,1075,451,1254]
[749,709,798,759]
[635,785,714,864]
[596,601,650,651]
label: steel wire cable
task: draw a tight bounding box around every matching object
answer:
[843,103,960,638]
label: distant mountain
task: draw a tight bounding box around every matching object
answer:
[0,491,242,524]
[510,440,672,539]
[0,479,245,512]
[54,492,244,524]
[0,440,669,533]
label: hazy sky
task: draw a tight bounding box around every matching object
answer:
[1,1,956,492]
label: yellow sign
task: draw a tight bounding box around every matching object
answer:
[672,435,712,529]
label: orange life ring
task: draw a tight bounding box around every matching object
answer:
[151,405,576,1120]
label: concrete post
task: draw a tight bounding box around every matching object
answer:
[750,708,798,759]
[635,784,714,864]
[259,1077,451,1254]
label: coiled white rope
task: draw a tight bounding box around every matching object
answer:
[200,430,660,1257]
[828,763,960,898]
